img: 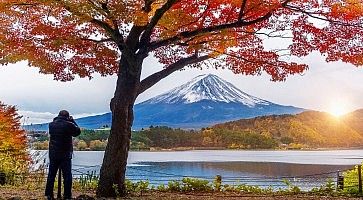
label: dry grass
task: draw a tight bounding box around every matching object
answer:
[126,192,360,200]
[0,188,361,200]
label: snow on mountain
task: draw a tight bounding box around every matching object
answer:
[143,74,270,107]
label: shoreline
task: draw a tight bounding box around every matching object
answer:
[31,147,363,152]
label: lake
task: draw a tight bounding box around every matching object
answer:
[33,150,363,190]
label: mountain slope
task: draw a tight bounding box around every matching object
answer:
[342,109,363,134]
[26,74,304,130]
[213,111,363,147]
[145,74,270,106]
[132,74,303,129]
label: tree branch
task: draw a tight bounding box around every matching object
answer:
[54,0,124,46]
[87,0,109,16]
[89,19,124,45]
[138,54,209,94]
[80,38,113,43]
[148,11,273,51]
[238,0,248,20]
[139,0,179,48]
[143,0,155,12]
[285,5,363,27]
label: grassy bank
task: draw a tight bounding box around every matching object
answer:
[0,188,361,200]
[1,176,362,200]
[2,165,363,199]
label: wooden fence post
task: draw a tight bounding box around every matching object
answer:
[215,175,222,191]
[337,171,344,190]
[358,165,362,194]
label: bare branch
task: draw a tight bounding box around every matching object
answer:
[202,47,289,69]
[175,29,292,47]
[138,54,209,94]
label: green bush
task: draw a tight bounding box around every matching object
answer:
[124,180,150,195]
[343,164,362,194]
[167,180,182,192]
[181,177,212,192]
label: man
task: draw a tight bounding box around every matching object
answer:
[45,110,81,200]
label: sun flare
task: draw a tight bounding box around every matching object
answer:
[328,101,349,117]
[329,106,346,117]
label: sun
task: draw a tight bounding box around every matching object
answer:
[328,101,349,117]
[329,106,346,117]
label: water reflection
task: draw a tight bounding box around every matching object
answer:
[33,150,359,190]
[126,162,353,190]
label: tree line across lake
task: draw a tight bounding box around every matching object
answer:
[32,126,279,151]
[32,110,363,151]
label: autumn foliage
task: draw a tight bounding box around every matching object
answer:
[0,102,29,174]
[0,0,361,82]
[0,0,362,196]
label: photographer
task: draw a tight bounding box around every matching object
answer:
[45,110,81,200]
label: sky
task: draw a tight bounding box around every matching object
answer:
[1,50,363,124]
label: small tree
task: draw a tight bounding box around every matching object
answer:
[0,0,362,196]
[77,140,88,151]
[89,140,107,150]
[0,102,29,174]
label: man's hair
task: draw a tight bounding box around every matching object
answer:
[58,110,70,118]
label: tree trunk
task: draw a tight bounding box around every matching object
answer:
[96,55,141,197]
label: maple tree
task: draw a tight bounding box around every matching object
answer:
[0,0,362,197]
[0,102,29,174]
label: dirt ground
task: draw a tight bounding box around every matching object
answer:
[0,188,362,200]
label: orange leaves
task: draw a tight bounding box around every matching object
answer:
[224,42,308,81]
[0,0,120,81]
[330,0,363,20]
[289,4,363,67]
[0,0,362,83]
[0,101,29,168]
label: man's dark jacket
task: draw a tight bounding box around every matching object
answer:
[48,116,81,157]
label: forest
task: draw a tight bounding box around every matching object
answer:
[32,110,363,151]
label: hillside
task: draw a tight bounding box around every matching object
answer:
[213,110,363,148]
[32,110,363,150]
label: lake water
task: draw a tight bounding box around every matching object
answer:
[33,150,363,190]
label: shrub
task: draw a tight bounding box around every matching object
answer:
[0,102,30,182]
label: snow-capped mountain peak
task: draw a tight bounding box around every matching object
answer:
[142,74,270,107]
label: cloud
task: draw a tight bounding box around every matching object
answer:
[18,110,106,125]
[18,110,56,125]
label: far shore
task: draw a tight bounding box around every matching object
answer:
[31,146,363,152]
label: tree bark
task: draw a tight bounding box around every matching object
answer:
[96,55,141,197]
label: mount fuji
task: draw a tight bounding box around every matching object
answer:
[27,74,304,130]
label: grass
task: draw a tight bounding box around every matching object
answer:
[1,173,362,199]
[1,188,362,200]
